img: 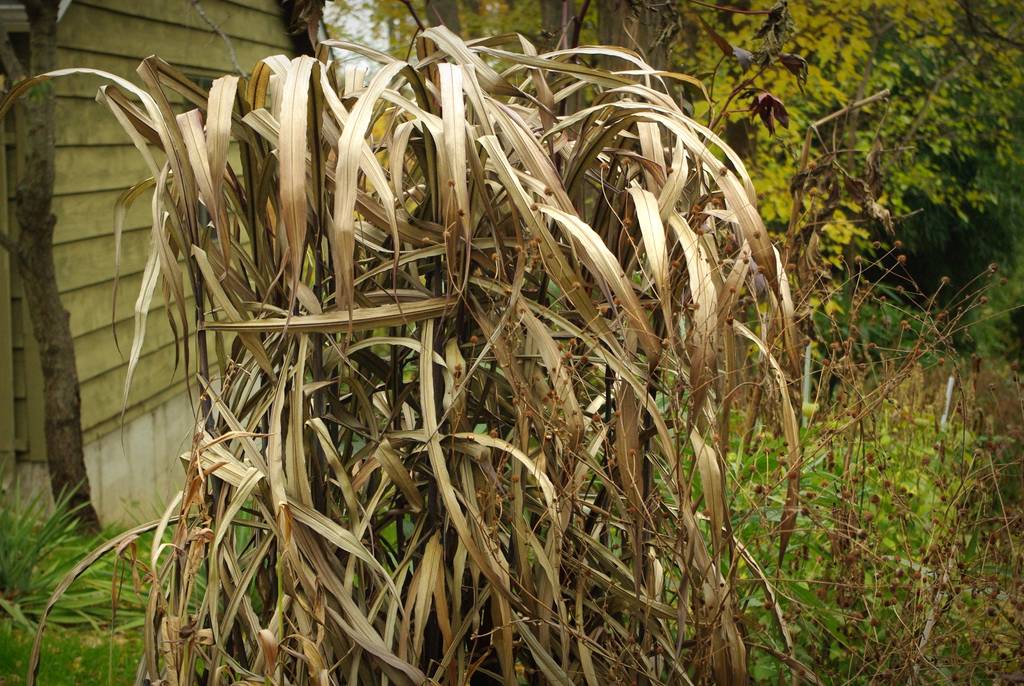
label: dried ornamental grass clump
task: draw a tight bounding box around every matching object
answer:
[7,30,806,685]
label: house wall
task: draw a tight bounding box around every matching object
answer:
[0,0,294,523]
[14,392,196,524]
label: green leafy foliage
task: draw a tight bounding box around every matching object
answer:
[734,387,1021,682]
[0,491,144,632]
[0,491,82,628]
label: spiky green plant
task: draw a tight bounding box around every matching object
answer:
[0,490,80,628]
[7,30,805,685]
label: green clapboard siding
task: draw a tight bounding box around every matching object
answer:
[55,96,156,147]
[76,299,190,384]
[54,225,152,293]
[221,0,287,17]
[58,2,289,76]
[54,144,149,196]
[74,0,294,51]
[64,269,168,339]
[0,0,293,464]
[51,186,150,244]
[79,340,188,431]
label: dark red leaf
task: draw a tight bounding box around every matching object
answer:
[750,91,789,135]
[779,52,808,88]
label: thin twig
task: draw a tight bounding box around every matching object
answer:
[399,0,426,33]
[708,64,768,130]
[786,89,890,237]
[684,0,770,16]
[190,0,244,76]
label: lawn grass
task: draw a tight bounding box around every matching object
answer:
[0,621,142,686]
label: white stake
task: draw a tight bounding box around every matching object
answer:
[939,374,955,432]
[801,343,813,428]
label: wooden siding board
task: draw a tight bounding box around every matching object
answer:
[52,141,245,199]
[9,291,23,348]
[55,95,246,148]
[9,107,46,463]
[19,307,47,463]
[220,0,286,17]
[64,270,168,338]
[76,302,190,384]
[50,146,246,244]
[51,47,289,98]
[11,349,26,399]
[79,340,188,432]
[13,400,28,454]
[82,378,193,445]
[73,0,293,51]
[54,224,151,293]
[51,186,150,244]
[59,3,290,77]
[55,96,149,148]
[53,145,148,197]
[54,49,180,97]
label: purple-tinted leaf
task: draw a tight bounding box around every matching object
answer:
[779,52,808,88]
[750,91,789,135]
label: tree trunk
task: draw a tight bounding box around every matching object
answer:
[4,0,100,529]
[15,219,97,529]
[597,0,672,68]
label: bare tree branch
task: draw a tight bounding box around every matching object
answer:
[190,0,244,76]
[684,0,770,16]
[398,0,426,33]
[571,0,591,48]
[425,0,460,33]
